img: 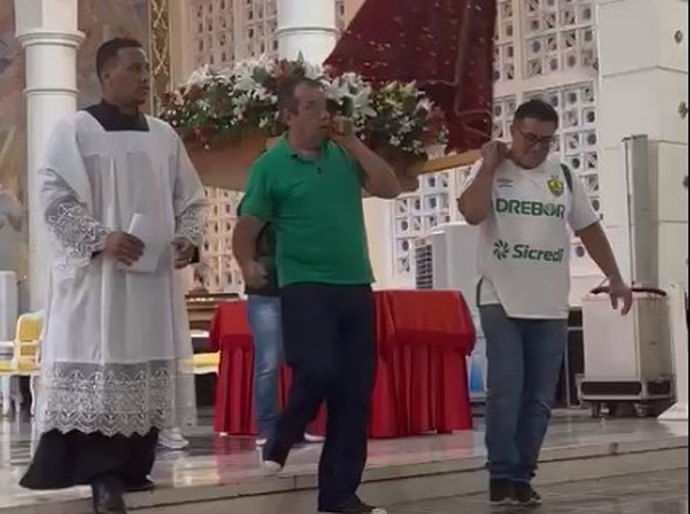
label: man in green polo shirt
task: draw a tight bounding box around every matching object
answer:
[233,76,400,514]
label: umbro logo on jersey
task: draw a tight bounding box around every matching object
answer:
[497,178,514,189]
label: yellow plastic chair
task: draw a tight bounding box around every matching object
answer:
[14,311,43,416]
[186,329,219,375]
[0,339,15,416]
[187,352,220,375]
[14,312,42,373]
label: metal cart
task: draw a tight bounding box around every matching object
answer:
[577,286,675,418]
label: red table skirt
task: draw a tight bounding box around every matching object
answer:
[212,349,327,435]
[211,290,474,438]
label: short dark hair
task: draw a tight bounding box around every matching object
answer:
[514,99,559,126]
[277,76,322,114]
[96,37,143,81]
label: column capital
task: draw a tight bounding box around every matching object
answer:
[276,0,337,63]
[16,28,85,49]
[274,25,339,39]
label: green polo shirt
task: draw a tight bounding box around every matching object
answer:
[240,136,374,287]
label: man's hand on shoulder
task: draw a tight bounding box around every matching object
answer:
[480,141,510,171]
[104,232,145,266]
[240,260,268,289]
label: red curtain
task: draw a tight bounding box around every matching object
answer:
[324,0,497,153]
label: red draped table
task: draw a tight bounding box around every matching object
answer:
[209,290,475,438]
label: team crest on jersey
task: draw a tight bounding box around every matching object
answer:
[547,176,564,197]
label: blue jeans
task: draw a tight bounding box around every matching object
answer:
[246,295,284,438]
[480,304,567,483]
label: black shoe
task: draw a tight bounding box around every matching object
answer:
[124,477,155,493]
[512,481,542,506]
[319,495,387,513]
[489,479,516,507]
[262,437,290,469]
[91,477,127,514]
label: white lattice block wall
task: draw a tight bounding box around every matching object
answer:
[199,188,244,293]
[189,0,283,69]
[494,0,516,83]
[391,169,468,282]
[493,96,517,140]
[522,0,595,78]
[524,82,601,216]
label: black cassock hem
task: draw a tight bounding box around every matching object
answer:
[20,429,159,490]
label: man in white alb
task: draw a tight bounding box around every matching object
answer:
[459,99,632,508]
[20,38,205,514]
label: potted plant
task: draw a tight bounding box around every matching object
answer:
[160,56,449,192]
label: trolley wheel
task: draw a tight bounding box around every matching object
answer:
[634,402,650,418]
[590,402,603,418]
[647,400,672,417]
[606,402,620,417]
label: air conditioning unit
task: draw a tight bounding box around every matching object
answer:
[414,222,480,299]
[414,222,486,402]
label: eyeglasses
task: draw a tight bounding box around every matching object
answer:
[516,126,557,148]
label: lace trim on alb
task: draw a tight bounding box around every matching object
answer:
[44,198,109,259]
[175,204,205,247]
[37,361,175,438]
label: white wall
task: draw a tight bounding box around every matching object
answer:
[597,0,688,289]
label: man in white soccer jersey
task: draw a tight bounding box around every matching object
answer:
[459,99,633,507]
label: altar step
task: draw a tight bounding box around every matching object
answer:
[9,421,688,514]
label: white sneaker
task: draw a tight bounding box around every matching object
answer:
[304,432,325,443]
[158,428,190,450]
[262,460,283,473]
[256,437,268,447]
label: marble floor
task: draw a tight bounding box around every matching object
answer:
[0,410,686,512]
[388,469,688,513]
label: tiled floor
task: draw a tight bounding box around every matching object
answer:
[0,410,686,511]
[387,469,688,513]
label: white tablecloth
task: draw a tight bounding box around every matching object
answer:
[0,271,17,341]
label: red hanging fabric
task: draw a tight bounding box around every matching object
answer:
[324,0,496,153]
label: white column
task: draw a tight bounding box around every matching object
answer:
[596,0,688,289]
[14,0,83,310]
[276,0,338,63]
[363,198,396,289]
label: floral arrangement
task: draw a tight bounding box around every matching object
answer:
[159,56,448,157]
